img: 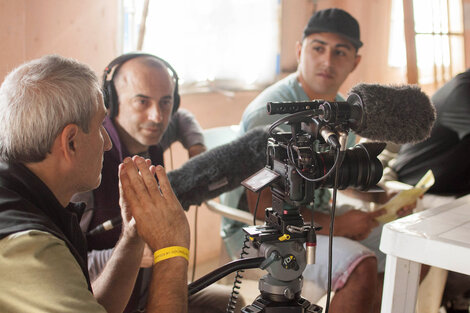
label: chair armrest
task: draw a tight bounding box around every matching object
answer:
[204,200,264,225]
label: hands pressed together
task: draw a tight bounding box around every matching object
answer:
[118,156,190,252]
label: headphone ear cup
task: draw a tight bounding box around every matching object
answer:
[172,83,180,114]
[103,81,111,110]
[105,80,119,118]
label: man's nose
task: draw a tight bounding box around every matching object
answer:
[148,105,163,122]
[320,49,333,67]
[102,127,112,152]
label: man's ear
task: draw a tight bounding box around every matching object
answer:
[295,41,302,64]
[351,54,362,72]
[59,124,79,161]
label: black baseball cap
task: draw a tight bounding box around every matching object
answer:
[303,8,363,49]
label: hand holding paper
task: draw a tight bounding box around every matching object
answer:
[375,170,435,223]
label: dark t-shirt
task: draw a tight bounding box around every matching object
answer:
[392,69,470,196]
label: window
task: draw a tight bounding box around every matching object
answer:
[388,0,465,88]
[122,0,281,92]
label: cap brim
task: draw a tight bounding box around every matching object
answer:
[303,27,363,49]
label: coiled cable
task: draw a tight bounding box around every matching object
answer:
[226,236,250,313]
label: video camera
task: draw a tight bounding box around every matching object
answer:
[240,100,385,313]
[188,99,386,313]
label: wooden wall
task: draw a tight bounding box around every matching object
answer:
[0,0,118,78]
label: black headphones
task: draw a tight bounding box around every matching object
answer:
[102,52,180,119]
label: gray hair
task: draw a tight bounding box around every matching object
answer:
[0,55,102,163]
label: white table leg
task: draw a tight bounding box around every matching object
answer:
[381,254,421,313]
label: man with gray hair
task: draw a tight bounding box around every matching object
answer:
[0,54,190,313]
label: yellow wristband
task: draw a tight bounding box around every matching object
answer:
[154,246,189,264]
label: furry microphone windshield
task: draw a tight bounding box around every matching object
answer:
[348,83,436,144]
[167,127,269,210]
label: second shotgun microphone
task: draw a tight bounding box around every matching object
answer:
[87,127,269,235]
[167,126,269,210]
[268,83,436,144]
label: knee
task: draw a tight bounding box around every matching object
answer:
[351,257,378,283]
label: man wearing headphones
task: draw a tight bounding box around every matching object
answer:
[73,53,240,313]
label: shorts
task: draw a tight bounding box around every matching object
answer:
[303,224,385,294]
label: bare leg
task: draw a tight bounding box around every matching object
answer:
[373,273,384,313]
[329,256,378,313]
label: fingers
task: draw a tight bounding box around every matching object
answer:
[404,201,417,210]
[154,165,177,201]
[368,208,386,218]
[368,209,385,229]
[396,204,414,218]
[132,156,162,199]
[119,157,189,250]
[119,161,143,214]
[145,159,157,177]
[370,218,379,228]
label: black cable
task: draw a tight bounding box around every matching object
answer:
[268,110,316,139]
[226,236,252,313]
[287,140,340,183]
[253,192,261,226]
[324,151,342,313]
[188,256,264,297]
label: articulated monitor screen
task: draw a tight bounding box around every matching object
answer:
[242,167,280,193]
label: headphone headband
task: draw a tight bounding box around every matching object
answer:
[102,53,180,118]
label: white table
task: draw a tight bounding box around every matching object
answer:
[380,194,470,313]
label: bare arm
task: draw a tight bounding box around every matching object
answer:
[305,209,385,241]
[160,109,206,157]
[246,188,385,241]
[187,144,207,158]
[90,170,147,313]
[119,156,190,313]
[91,230,144,313]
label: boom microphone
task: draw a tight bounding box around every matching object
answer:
[167,126,269,210]
[268,83,436,145]
[346,83,436,144]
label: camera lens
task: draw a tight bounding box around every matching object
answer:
[318,142,385,190]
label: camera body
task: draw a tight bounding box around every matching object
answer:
[267,132,385,210]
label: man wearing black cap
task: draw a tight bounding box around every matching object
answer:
[222,8,385,313]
